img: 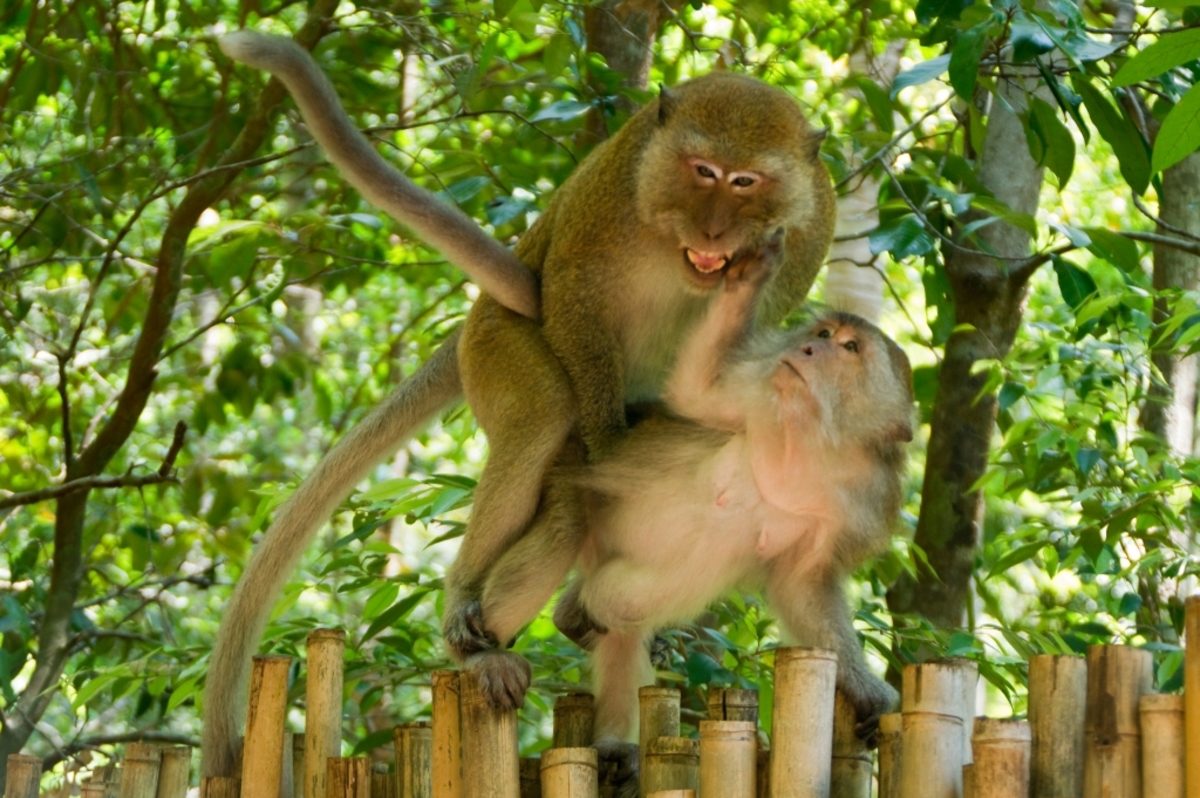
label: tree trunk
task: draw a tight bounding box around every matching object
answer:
[887,77,1048,628]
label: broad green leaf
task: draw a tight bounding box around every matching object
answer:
[868,215,935,259]
[362,591,428,642]
[530,99,592,122]
[1081,227,1140,272]
[494,0,518,18]
[889,54,950,99]
[949,25,988,100]
[1112,28,1200,87]
[544,33,572,78]
[1011,16,1056,62]
[1152,82,1200,173]
[1074,78,1150,194]
[856,77,895,134]
[1025,97,1075,187]
[1052,254,1097,309]
[445,176,491,203]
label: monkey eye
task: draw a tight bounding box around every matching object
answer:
[817,329,832,339]
[844,341,859,353]
[697,164,717,179]
[731,175,756,188]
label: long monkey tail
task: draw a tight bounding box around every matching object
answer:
[218,30,540,322]
[200,330,463,778]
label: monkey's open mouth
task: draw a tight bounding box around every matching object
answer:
[685,249,730,273]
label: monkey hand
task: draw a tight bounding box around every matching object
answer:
[842,670,900,748]
[724,226,786,292]
[552,583,608,651]
[443,597,500,657]
[467,650,532,710]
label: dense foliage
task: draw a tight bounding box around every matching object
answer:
[3,0,1200,789]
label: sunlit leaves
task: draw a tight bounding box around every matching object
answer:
[1152,83,1200,173]
[890,54,950,98]
[1112,27,1200,88]
[1025,97,1075,188]
[949,24,988,100]
[1074,78,1152,194]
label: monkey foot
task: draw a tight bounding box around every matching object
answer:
[649,635,672,669]
[468,650,531,710]
[443,597,499,657]
[844,674,899,747]
[594,740,638,798]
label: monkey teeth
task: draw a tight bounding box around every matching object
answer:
[686,249,729,273]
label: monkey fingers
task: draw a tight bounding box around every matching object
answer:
[468,650,532,710]
[443,597,500,657]
[552,579,608,651]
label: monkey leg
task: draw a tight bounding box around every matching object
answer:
[592,629,655,743]
[445,302,578,656]
[765,568,898,745]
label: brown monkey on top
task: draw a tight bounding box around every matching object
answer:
[204,31,835,779]
[554,245,912,745]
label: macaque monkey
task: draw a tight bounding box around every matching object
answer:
[204,31,835,778]
[554,251,913,744]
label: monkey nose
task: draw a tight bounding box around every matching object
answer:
[803,346,814,356]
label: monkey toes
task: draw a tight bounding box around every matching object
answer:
[443,597,499,657]
[649,635,672,669]
[847,676,900,747]
[470,650,532,710]
[593,740,639,798]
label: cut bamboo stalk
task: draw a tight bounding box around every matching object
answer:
[899,659,969,798]
[200,777,241,798]
[877,713,902,798]
[372,762,397,798]
[638,687,681,798]
[830,691,871,798]
[104,766,124,798]
[327,758,370,798]
[962,765,975,798]
[1186,595,1200,798]
[293,734,307,798]
[519,758,542,798]
[553,694,595,749]
[5,754,41,798]
[306,629,346,798]
[1029,654,1086,798]
[646,792,694,798]
[540,748,597,798]
[641,737,699,794]
[83,782,108,798]
[1083,645,1153,798]
[700,720,757,798]
[460,669,519,798]
[156,746,191,798]
[959,660,979,765]
[241,655,292,798]
[769,647,837,798]
[707,689,759,724]
[121,743,164,798]
[396,722,433,798]
[757,750,770,798]
[281,734,295,798]
[432,671,463,798]
[971,718,1030,798]
[1140,693,1184,798]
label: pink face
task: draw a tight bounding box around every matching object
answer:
[676,156,774,289]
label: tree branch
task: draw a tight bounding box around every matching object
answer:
[39,731,200,772]
[0,421,186,511]
[1121,230,1200,258]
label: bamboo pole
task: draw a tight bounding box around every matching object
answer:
[5,754,41,798]
[519,758,542,798]
[395,722,433,798]
[769,647,837,798]
[306,629,346,798]
[327,758,370,798]
[899,659,970,798]
[708,689,759,724]
[757,750,770,798]
[1029,654,1087,798]
[641,737,698,794]
[156,746,191,798]
[700,720,757,798]
[553,694,595,749]
[646,792,694,798]
[241,655,292,798]
[540,748,597,798]
[372,762,397,798]
[281,734,295,798]
[460,669,520,798]
[83,782,108,798]
[121,743,164,798]
[293,734,307,798]
[432,671,463,798]
[877,713,902,798]
[1140,694,1184,798]
[200,777,241,798]
[962,765,975,798]
[831,692,871,798]
[638,688,681,798]
[959,660,979,766]
[1083,645,1153,798]
[1186,595,1200,798]
[971,718,1030,798]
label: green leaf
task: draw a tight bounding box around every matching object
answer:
[1081,227,1140,272]
[544,33,572,78]
[998,381,1026,411]
[1152,82,1200,173]
[890,54,950,99]
[1026,97,1075,187]
[1011,16,1056,62]
[362,591,428,643]
[1075,448,1102,476]
[868,215,935,259]
[1074,78,1150,194]
[530,100,592,122]
[1052,254,1097,309]
[1112,28,1200,87]
[494,0,518,19]
[856,77,895,134]
[949,25,988,100]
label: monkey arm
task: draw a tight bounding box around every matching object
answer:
[218,31,540,320]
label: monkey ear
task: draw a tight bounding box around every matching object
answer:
[806,127,829,159]
[659,84,676,125]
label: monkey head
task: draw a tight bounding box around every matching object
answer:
[634,73,830,291]
[772,312,914,447]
